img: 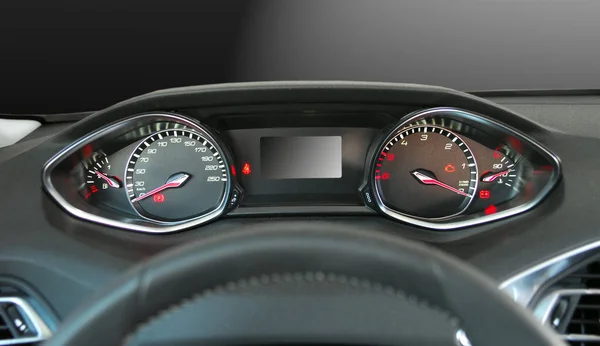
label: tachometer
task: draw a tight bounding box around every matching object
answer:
[374,125,478,219]
[125,129,229,222]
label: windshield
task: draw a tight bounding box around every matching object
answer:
[1,0,599,114]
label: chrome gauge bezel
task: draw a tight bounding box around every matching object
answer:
[364,107,562,230]
[373,124,479,221]
[124,128,230,223]
[42,113,234,234]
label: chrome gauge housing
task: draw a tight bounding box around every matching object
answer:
[42,113,241,234]
[360,107,561,230]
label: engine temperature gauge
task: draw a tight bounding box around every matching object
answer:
[474,150,522,209]
[481,155,517,189]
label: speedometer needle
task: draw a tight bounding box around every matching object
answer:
[96,171,121,188]
[411,171,472,198]
[131,173,190,203]
[481,169,511,182]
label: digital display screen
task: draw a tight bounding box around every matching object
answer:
[260,136,342,179]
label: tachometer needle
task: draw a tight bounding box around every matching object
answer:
[131,173,190,203]
[96,171,121,188]
[411,171,472,198]
[481,169,511,183]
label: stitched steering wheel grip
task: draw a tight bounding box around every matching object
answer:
[44,223,564,346]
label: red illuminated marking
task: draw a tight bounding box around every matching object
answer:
[381,152,387,156]
[534,166,554,175]
[381,172,390,180]
[376,164,382,167]
[84,192,91,199]
[375,176,381,180]
[493,151,502,159]
[378,157,384,161]
[242,163,252,175]
[375,170,380,173]
[387,154,395,161]
[484,205,498,215]
[231,165,236,176]
[153,193,165,203]
[83,144,94,158]
[90,185,99,193]
[479,190,491,199]
[509,138,523,152]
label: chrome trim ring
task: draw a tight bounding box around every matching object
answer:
[499,240,600,307]
[42,113,233,234]
[0,297,52,345]
[373,124,479,222]
[369,107,562,230]
[532,289,600,344]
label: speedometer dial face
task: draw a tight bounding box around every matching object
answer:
[374,125,478,219]
[125,129,228,222]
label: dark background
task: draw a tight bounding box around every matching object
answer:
[1,0,600,114]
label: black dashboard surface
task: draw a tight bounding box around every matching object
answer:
[0,82,596,321]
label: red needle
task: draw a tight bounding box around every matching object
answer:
[95,171,121,188]
[411,171,472,198]
[131,173,190,203]
[481,169,511,183]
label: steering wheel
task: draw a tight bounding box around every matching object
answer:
[45,224,563,346]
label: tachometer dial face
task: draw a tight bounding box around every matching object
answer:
[125,129,229,222]
[374,125,478,219]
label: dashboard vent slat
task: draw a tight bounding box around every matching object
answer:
[0,326,10,340]
[539,260,600,346]
[0,297,51,345]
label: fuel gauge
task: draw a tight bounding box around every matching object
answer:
[81,152,122,200]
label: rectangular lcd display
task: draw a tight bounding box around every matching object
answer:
[260,136,342,179]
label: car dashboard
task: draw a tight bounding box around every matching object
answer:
[0,81,599,345]
[43,103,559,233]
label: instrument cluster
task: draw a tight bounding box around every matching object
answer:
[43,108,560,233]
[360,108,559,229]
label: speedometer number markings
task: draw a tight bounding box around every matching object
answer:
[125,129,229,222]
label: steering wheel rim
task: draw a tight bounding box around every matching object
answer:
[45,223,563,346]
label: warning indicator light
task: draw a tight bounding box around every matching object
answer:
[387,154,395,161]
[484,205,497,215]
[242,163,252,175]
[445,164,456,173]
[381,172,390,180]
[231,165,236,176]
[479,190,491,199]
[153,194,165,203]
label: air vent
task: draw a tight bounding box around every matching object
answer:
[0,297,51,345]
[536,260,600,345]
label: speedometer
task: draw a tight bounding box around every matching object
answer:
[125,129,229,222]
[374,125,478,219]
